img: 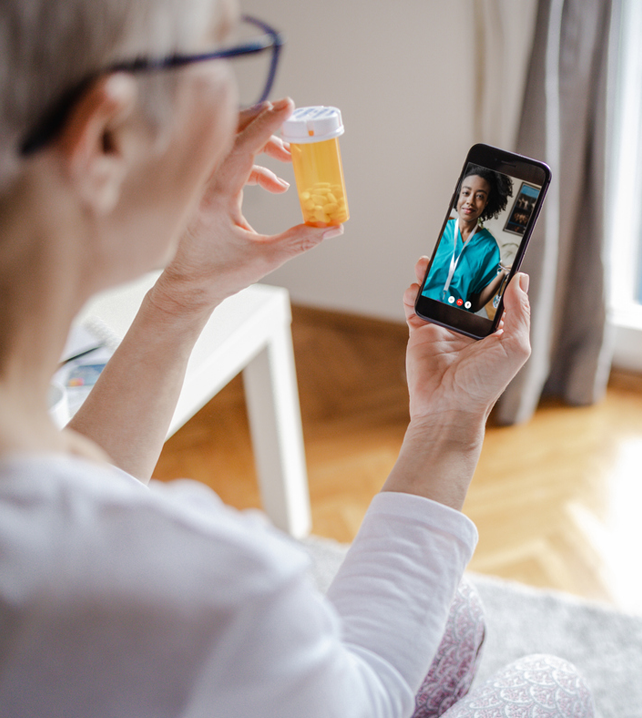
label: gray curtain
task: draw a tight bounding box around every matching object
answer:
[494,0,616,425]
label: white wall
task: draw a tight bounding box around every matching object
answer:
[240,0,536,321]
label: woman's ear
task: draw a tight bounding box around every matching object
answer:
[55,73,139,214]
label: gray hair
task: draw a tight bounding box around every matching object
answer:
[0,0,222,186]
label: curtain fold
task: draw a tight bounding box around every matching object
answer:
[473,0,539,151]
[494,0,616,425]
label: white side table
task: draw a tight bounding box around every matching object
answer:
[74,274,312,538]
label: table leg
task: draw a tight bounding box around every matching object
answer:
[242,324,312,538]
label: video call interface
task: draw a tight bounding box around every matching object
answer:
[421,162,542,318]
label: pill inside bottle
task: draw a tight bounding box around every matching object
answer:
[281,106,349,227]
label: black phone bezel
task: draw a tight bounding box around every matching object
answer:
[414,143,551,340]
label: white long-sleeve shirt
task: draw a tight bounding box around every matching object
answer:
[0,453,477,718]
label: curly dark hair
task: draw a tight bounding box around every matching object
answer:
[456,164,513,222]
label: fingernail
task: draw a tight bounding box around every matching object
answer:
[271,98,292,111]
[248,100,270,113]
[278,178,290,189]
[322,225,344,240]
[519,273,530,293]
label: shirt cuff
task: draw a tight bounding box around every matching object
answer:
[366,490,478,554]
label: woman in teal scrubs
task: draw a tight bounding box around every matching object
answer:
[422,165,513,313]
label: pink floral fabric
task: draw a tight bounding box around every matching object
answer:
[412,583,594,718]
[441,654,594,718]
[413,581,486,718]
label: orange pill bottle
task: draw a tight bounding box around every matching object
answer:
[281,106,349,227]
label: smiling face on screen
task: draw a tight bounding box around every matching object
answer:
[456,174,490,226]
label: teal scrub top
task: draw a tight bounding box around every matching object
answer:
[422,219,501,311]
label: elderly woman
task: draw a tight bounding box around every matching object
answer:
[0,0,593,716]
[422,165,513,313]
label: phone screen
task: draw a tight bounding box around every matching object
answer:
[415,145,550,339]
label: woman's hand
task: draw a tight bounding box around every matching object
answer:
[151,97,343,316]
[73,99,344,481]
[403,256,531,428]
[381,257,531,510]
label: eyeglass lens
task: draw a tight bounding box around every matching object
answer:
[226,18,279,107]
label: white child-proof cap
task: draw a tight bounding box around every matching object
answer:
[281,106,344,144]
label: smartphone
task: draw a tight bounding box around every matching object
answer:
[414,143,551,339]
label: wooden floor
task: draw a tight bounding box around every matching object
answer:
[154,305,642,614]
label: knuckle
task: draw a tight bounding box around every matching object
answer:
[300,235,322,252]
